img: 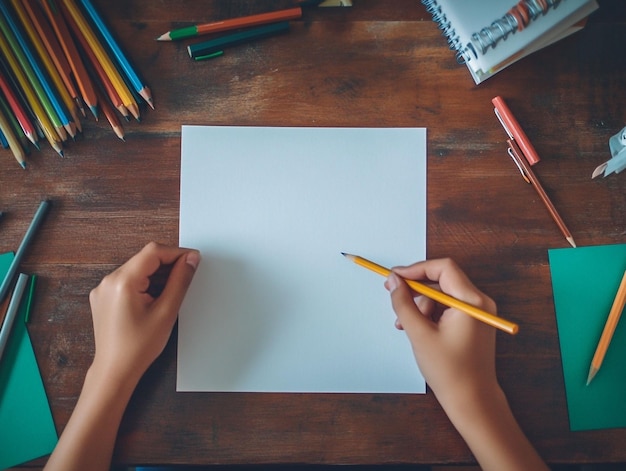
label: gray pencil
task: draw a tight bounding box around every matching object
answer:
[0,273,29,363]
[0,200,51,303]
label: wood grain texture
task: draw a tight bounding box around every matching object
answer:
[1,0,625,467]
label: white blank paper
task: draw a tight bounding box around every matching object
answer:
[178,126,427,393]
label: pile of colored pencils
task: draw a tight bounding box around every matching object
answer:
[0,0,153,169]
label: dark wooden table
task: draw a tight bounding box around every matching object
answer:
[2,0,626,467]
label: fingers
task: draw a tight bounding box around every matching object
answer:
[119,242,194,291]
[154,250,200,321]
[392,258,490,309]
[387,272,435,342]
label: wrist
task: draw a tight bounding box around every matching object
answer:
[85,360,140,403]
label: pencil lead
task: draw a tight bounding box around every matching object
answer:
[20,161,27,170]
[89,105,99,121]
[586,367,597,386]
[76,98,87,117]
[567,237,577,248]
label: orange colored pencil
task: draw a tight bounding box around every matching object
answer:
[95,86,124,141]
[41,0,98,119]
[586,269,626,385]
[157,7,302,41]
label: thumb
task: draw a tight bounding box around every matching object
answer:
[155,250,200,321]
[387,272,435,343]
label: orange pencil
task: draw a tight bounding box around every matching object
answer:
[586,270,626,385]
[95,86,124,141]
[157,7,302,41]
[41,0,98,119]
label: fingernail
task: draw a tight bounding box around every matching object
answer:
[387,272,399,293]
[186,251,201,270]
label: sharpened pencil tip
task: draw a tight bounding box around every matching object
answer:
[586,368,597,386]
[567,237,577,248]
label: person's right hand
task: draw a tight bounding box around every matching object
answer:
[385,258,498,407]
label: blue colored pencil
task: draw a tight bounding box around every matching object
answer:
[78,0,153,109]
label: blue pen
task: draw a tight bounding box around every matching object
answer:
[78,0,153,109]
[0,2,74,138]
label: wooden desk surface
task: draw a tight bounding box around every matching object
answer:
[1,0,626,467]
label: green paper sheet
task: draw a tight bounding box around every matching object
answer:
[0,252,58,469]
[549,243,626,431]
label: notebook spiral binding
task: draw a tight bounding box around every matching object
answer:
[422,0,563,64]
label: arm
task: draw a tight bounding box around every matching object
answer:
[44,242,200,471]
[386,258,548,471]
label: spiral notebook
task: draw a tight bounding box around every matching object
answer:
[422,0,598,84]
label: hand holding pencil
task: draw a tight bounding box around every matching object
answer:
[383,256,549,471]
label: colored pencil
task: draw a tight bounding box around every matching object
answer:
[342,253,519,335]
[59,0,140,121]
[586,269,626,385]
[0,200,50,304]
[79,0,153,109]
[41,0,98,119]
[95,85,123,141]
[158,6,302,42]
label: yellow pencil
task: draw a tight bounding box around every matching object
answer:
[59,0,140,120]
[342,253,519,335]
[586,269,626,385]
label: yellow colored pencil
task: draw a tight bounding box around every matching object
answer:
[0,29,63,156]
[586,269,626,385]
[342,253,519,335]
[59,0,140,120]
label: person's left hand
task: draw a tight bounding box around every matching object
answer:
[88,242,200,385]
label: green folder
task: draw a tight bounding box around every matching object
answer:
[549,243,626,431]
[0,252,57,469]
